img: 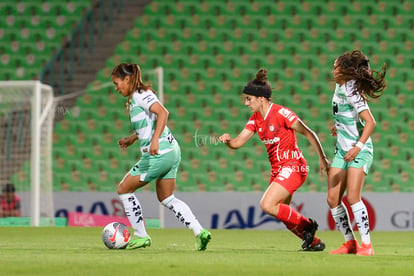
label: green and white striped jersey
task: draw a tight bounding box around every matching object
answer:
[332,80,373,153]
[129,89,176,155]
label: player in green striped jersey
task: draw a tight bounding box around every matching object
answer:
[111,63,211,251]
[327,51,386,256]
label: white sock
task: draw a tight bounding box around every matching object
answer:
[161,194,203,236]
[351,200,371,244]
[330,203,356,242]
[119,193,148,238]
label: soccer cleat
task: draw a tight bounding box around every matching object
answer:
[125,235,152,250]
[329,239,359,254]
[302,218,319,250]
[356,242,374,256]
[195,229,211,251]
[302,238,326,252]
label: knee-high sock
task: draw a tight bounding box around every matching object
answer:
[283,221,303,239]
[330,203,356,242]
[161,194,203,236]
[351,200,371,244]
[276,203,310,239]
[119,193,148,238]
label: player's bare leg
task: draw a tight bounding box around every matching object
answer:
[328,167,358,254]
[260,183,324,251]
[347,168,374,256]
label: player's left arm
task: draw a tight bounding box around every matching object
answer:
[343,109,376,162]
[358,109,376,144]
[149,102,169,155]
[291,118,329,175]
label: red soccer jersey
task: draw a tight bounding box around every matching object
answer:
[0,194,21,217]
[244,103,306,170]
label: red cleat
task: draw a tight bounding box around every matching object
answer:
[329,239,359,254]
[356,242,374,256]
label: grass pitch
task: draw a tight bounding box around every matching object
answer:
[1,227,414,275]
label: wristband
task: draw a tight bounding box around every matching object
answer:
[355,141,364,149]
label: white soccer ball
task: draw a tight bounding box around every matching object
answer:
[102,222,130,249]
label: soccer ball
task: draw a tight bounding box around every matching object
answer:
[102,222,130,249]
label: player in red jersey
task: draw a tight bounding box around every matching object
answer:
[219,69,330,251]
[0,183,21,217]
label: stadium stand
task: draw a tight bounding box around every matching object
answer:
[2,0,413,192]
[0,0,91,80]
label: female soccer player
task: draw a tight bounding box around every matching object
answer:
[327,50,386,256]
[219,68,329,251]
[111,63,211,250]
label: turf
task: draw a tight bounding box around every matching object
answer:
[1,227,414,275]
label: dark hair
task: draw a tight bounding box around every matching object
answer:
[2,183,16,193]
[334,50,386,100]
[111,63,154,109]
[243,68,272,99]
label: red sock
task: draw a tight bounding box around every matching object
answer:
[283,221,303,239]
[277,203,311,238]
[284,221,320,245]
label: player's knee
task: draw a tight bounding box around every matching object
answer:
[117,180,133,194]
[327,196,338,209]
[326,188,343,208]
[346,195,360,206]
[260,199,277,215]
[117,183,125,195]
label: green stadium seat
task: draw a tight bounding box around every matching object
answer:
[177,176,200,192]
[399,184,414,193]
[0,1,91,80]
[34,0,414,192]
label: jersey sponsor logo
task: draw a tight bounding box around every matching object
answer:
[351,92,366,105]
[262,137,280,145]
[278,108,296,122]
[355,101,367,110]
[143,94,155,104]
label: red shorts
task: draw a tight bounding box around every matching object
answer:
[269,163,308,195]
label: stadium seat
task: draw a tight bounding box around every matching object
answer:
[0,0,91,80]
[15,0,406,192]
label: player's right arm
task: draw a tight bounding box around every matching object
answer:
[118,133,138,148]
[219,129,254,149]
